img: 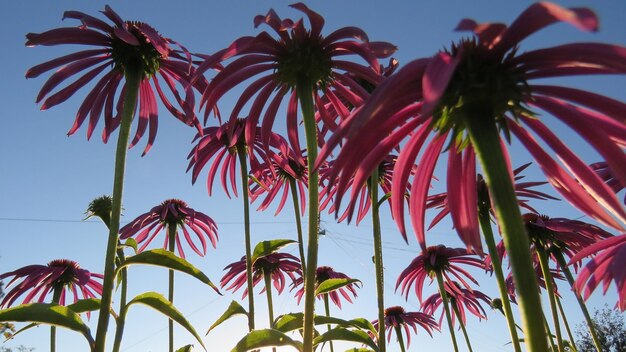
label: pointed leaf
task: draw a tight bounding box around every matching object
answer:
[315,278,361,296]
[206,300,248,335]
[176,344,194,352]
[117,249,220,294]
[0,303,92,343]
[120,238,138,253]
[67,298,101,314]
[273,313,304,332]
[314,328,378,351]
[345,349,375,352]
[231,329,303,351]
[251,239,297,264]
[127,292,206,351]
[7,322,38,340]
[273,313,375,335]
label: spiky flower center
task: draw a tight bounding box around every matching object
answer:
[278,157,307,180]
[86,195,112,221]
[523,213,559,251]
[111,22,164,78]
[384,305,406,318]
[47,259,84,287]
[254,255,281,274]
[432,39,528,145]
[423,246,450,274]
[315,266,333,284]
[275,32,332,89]
[160,199,189,226]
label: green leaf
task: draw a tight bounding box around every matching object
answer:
[231,329,302,352]
[345,349,375,352]
[67,298,101,314]
[206,300,248,335]
[273,314,375,336]
[314,328,378,351]
[251,239,297,265]
[118,249,220,294]
[274,313,304,332]
[121,238,138,254]
[0,303,92,342]
[127,292,206,351]
[315,278,361,296]
[176,344,194,352]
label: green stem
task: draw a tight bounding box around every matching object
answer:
[435,271,460,352]
[452,301,474,352]
[111,246,128,352]
[537,247,564,352]
[94,65,142,352]
[323,294,335,352]
[168,224,176,352]
[51,287,62,352]
[464,109,548,352]
[263,270,277,352]
[544,314,558,352]
[369,170,385,352]
[555,252,602,352]
[477,208,522,352]
[289,178,306,274]
[299,81,320,352]
[394,325,406,352]
[556,296,577,352]
[237,144,255,332]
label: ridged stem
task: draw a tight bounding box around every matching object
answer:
[299,81,320,352]
[323,294,335,352]
[452,302,474,352]
[289,178,306,274]
[51,287,62,352]
[464,108,548,352]
[394,325,406,352]
[263,270,276,352]
[94,65,142,352]
[556,296,578,351]
[237,144,255,332]
[554,252,602,352]
[477,208,522,352]
[168,224,176,352]
[369,170,385,352]
[537,247,564,351]
[435,271,460,352]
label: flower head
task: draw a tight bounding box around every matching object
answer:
[422,280,491,327]
[570,234,626,311]
[27,5,203,155]
[193,3,395,148]
[291,266,360,308]
[221,252,302,298]
[396,245,485,303]
[0,259,103,308]
[372,306,438,347]
[119,199,218,259]
[322,2,626,252]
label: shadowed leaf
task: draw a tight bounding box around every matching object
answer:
[314,328,379,351]
[251,239,297,264]
[315,278,361,296]
[273,313,375,335]
[176,344,194,352]
[231,329,302,351]
[206,300,248,335]
[127,292,206,351]
[118,249,220,294]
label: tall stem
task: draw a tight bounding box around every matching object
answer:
[168,224,176,352]
[51,287,62,352]
[369,170,385,352]
[544,314,558,352]
[477,208,522,352]
[537,247,564,352]
[452,302,474,352]
[263,271,277,352]
[236,145,255,332]
[112,242,128,352]
[94,66,142,352]
[289,178,306,274]
[556,296,577,352]
[555,252,602,352]
[394,326,406,352]
[435,271,459,352]
[299,81,320,352]
[323,294,335,352]
[464,109,548,352]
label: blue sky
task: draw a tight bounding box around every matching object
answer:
[1,1,625,351]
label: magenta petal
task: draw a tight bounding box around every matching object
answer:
[422,52,460,117]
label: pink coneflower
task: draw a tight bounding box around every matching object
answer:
[0,259,103,308]
[187,118,280,198]
[372,306,438,350]
[291,266,360,308]
[396,245,485,303]
[193,3,396,147]
[570,234,626,311]
[26,6,203,155]
[221,253,302,298]
[119,199,218,259]
[321,2,626,250]
[422,281,491,328]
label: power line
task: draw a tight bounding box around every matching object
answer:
[0,217,294,225]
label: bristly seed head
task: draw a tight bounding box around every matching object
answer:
[523,213,560,251]
[47,259,87,287]
[160,198,189,226]
[275,32,332,89]
[111,22,163,78]
[432,39,530,148]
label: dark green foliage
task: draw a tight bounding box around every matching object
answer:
[575,305,626,352]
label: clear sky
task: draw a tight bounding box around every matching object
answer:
[1,1,625,351]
